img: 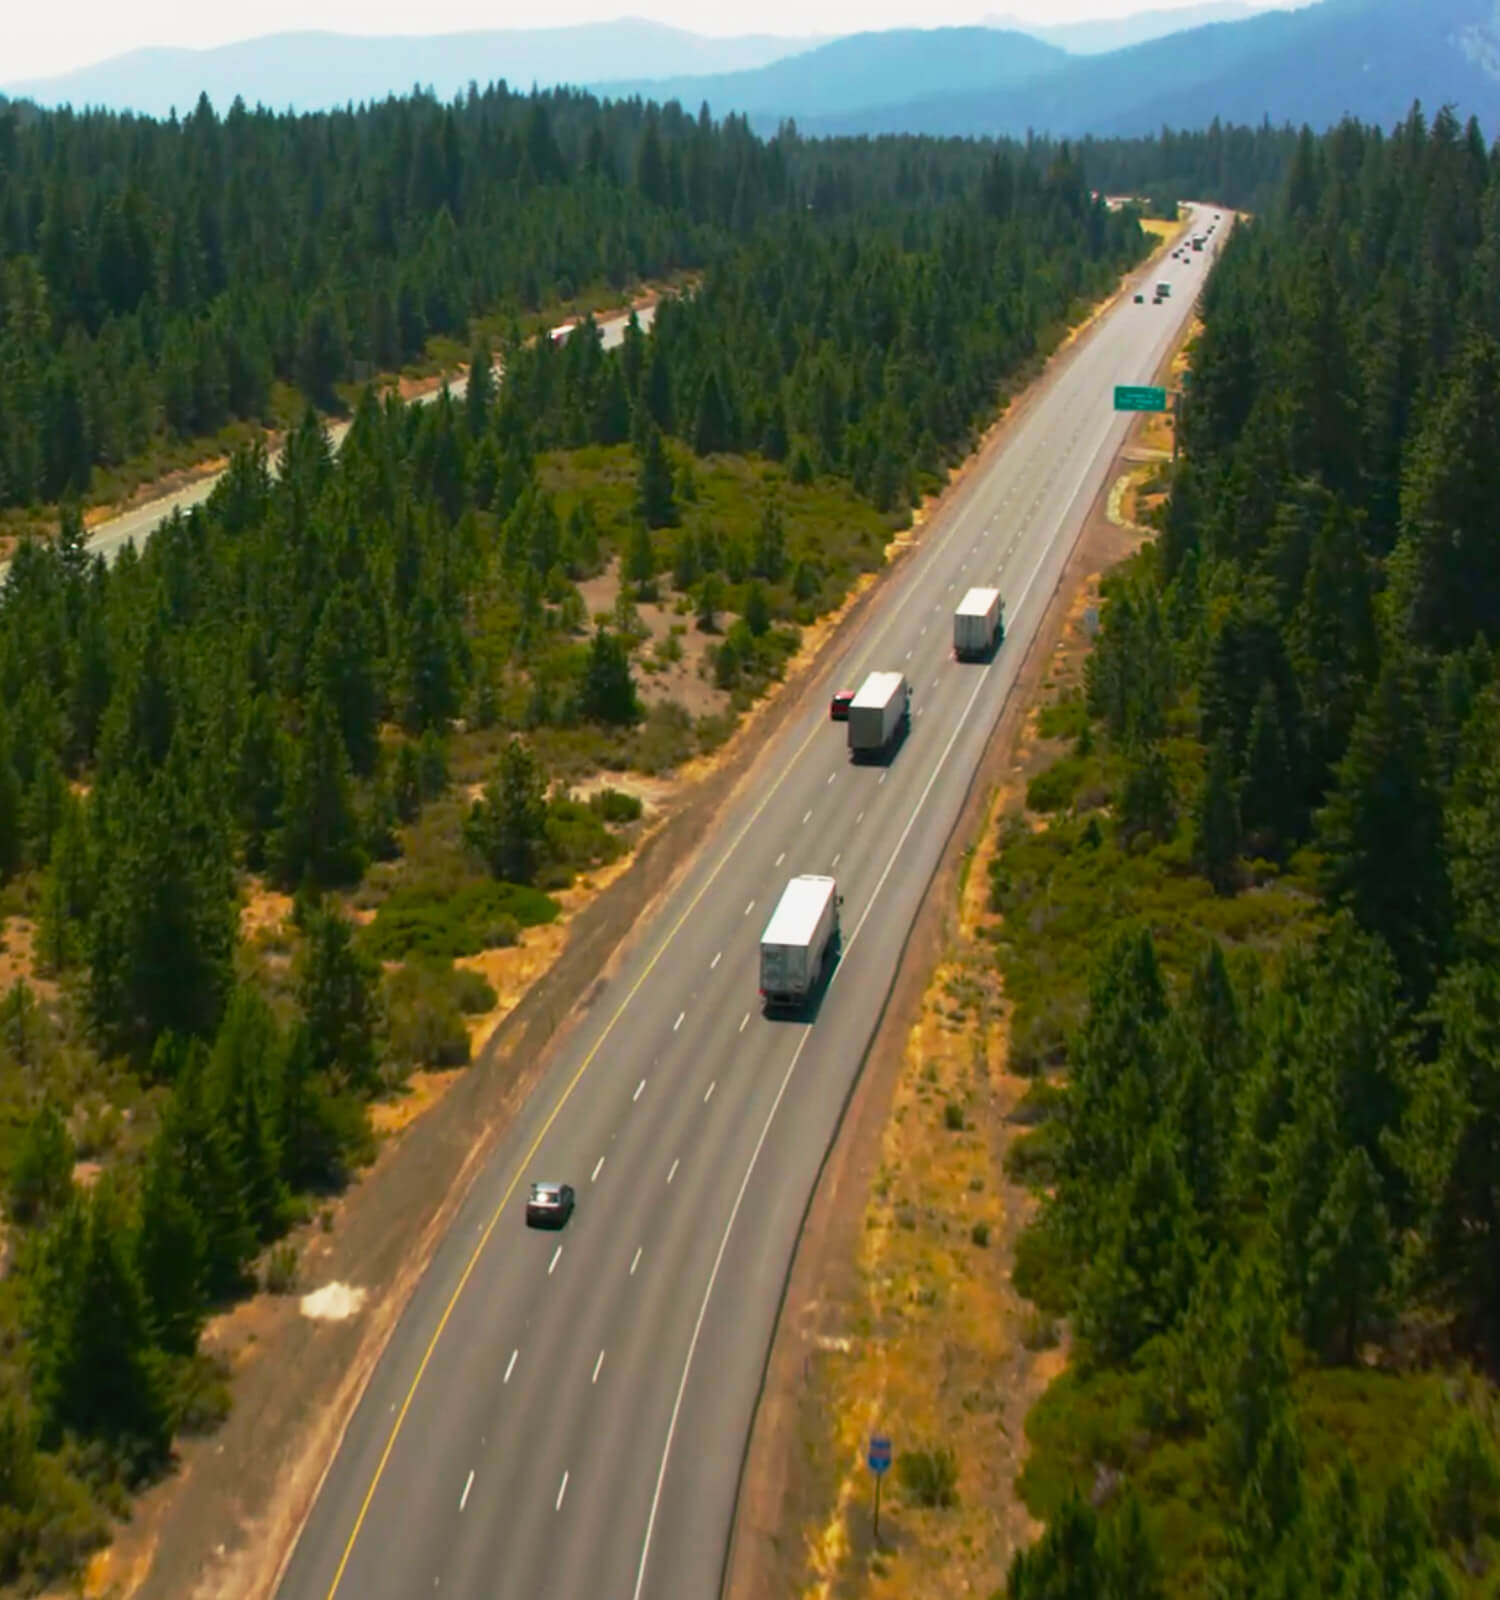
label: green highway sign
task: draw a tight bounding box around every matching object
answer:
[1114,385,1168,412]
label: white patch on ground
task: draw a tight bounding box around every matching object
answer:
[299,1282,368,1321]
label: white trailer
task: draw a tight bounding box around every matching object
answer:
[953,587,1004,660]
[847,671,911,761]
[759,875,842,1009]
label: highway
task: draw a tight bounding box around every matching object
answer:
[0,307,655,580]
[274,204,1225,1600]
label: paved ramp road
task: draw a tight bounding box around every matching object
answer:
[274,206,1224,1600]
[0,307,654,581]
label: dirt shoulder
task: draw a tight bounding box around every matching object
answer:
[722,333,1195,1600]
[82,236,1178,1600]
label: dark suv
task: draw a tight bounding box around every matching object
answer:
[525,1182,575,1229]
[829,689,855,721]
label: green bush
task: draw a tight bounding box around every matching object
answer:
[588,786,644,824]
[897,1445,960,1508]
[363,880,557,962]
[384,961,476,1068]
[450,966,498,1015]
[264,1243,300,1295]
[1026,756,1088,814]
[971,1221,991,1248]
[944,1101,965,1131]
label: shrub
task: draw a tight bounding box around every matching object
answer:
[384,961,474,1069]
[450,966,498,1015]
[971,1221,991,1248]
[897,1445,959,1508]
[1027,756,1088,814]
[264,1243,300,1295]
[363,880,557,962]
[944,1101,965,1131]
[589,786,644,824]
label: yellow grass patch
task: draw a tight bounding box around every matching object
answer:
[369,1066,469,1137]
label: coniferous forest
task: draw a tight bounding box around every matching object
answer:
[996,106,1500,1597]
[0,84,1150,1583]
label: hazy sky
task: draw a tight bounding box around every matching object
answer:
[9,0,1301,81]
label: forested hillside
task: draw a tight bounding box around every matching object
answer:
[0,102,1145,1584]
[0,85,1030,517]
[994,104,1500,1596]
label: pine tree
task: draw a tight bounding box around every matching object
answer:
[8,1101,74,1226]
[581,630,639,726]
[274,689,364,890]
[1195,736,1242,895]
[134,1124,208,1357]
[1301,1145,1391,1363]
[296,903,379,1094]
[466,738,548,886]
[1316,655,1449,999]
[35,1182,172,1473]
[635,424,678,529]
[1240,681,1298,860]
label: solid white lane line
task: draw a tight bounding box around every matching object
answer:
[593,1350,605,1384]
[630,1247,642,1274]
[556,1471,569,1511]
[592,1156,604,1183]
[674,1011,685,1031]
[504,1350,517,1383]
[704,1081,716,1104]
[548,1246,562,1275]
[739,1013,750,1032]
[634,1079,645,1102]
[460,1470,475,1511]
[667,1159,679,1184]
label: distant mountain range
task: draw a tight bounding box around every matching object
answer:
[592,28,1067,127]
[5,0,1499,140]
[784,0,1500,139]
[999,0,1329,54]
[1,21,828,118]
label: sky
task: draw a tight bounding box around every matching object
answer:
[9,0,1297,83]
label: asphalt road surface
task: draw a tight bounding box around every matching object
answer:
[274,204,1225,1600]
[0,305,655,581]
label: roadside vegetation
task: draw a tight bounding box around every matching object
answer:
[0,89,1153,1587]
[989,105,1500,1597]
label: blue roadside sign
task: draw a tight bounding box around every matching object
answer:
[868,1434,892,1475]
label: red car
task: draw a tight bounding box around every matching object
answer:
[830,689,855,721]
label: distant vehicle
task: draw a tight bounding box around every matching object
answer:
[759,875,842,1010]
[1157,282,1172,297]
[1134,293,1144,303]
[847,671,911,762]
[549,322,577,344]
[954,587,1005,661]
[526,1182,575,1228]
[829,689,855,722]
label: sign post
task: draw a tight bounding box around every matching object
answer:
[1113,384,1168,412]
[868,1433,892,1543]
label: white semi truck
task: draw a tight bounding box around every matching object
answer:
[759,875,842,1010]
[953,587,1004,660]
[847,671,911,762]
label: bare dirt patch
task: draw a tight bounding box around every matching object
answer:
[578,558,733,722]
[0,917,58,1006]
